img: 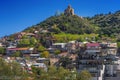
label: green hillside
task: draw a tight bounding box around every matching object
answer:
[6,5,120,44]
[89,10,120,36]
[24,14,99,34]
[24,5,99,34]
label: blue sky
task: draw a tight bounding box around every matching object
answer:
[0,0,120,37]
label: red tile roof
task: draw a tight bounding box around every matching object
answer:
[86,43,100,47]
[7,48,29,51]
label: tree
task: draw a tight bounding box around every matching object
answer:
[117,35,120,42]
[0,58,28,80]
[37,46,46,52]
[31,64,92,80]
[30,37,37,46]
[117,42,120,48]
[41,51,50,58]
[31,66,44,79]
[18,39,30,47]
[39,66,71,80]
[117,42,120,53]
[54,50,61,55]
[58,57,72,68]
[11,51,21,57]
[0,47,6,55]
[77,70,92,80]
[11,62,28,78]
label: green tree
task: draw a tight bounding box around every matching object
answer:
[31,66,44,79]
[0,58,28,80]
[41,51,50,58]
[30,37,37,46]
[31,64,92,80]
[11,51,21,57]
[39,66,71,80]
[18,39,30,47]
[77,70,92,80]
[117,42,120,48]
[54,49,61,55]
[59,57,72,68]
[0,47,5,55]
[37,46,46,52]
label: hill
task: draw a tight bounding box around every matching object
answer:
[89,10,120,37]
[24,5,99,34]
[2,5,120,45]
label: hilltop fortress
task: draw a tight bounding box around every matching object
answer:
[64,5,74,16]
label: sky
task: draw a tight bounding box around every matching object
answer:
[0,0,120,37]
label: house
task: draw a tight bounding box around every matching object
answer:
[26,33,35,38]
[14,32,26,39]
[32,58,48,71]
[104,55,120,80]
[86,43,101,54]
[36,58,49,64]
[77,49,105,80]
[107,43,117,55]
[0,43,2,47]
[30,53,40,59]
[32,63,47,71]
[77,42,106,80]
[6,47,34,55]
[7,41,17,48]
[77,54,105,80]
[41,30,49,33]
[67,41,81,54]
[51,43,67,52]
[100,42,117,56]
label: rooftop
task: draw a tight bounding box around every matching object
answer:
[7,48,29,50]
[86,43,100,47]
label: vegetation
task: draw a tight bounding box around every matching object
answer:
[11,51,22,57]
[0,54,92,80]
[7,11,120,48]
[31,66,92,80]
[54,49,61,55]
[17,36,37,47]
[40,51,50,58]
[23,10,119,40]
[58,56,73,69]
[24,14,99,34]
[53,33,98,42]
[89,10,120,37]
[0,47,6,55]
[78,70,92,80]
[37,45,46,52]
[0,56,91,80]
[0,58,28,80]
[4,9,120,49]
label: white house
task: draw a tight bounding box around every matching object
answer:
[51,43,67,51]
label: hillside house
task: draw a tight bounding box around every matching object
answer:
[67,41,81,54]
[30,53,40,59]
[6,47,34,55]
[107,43,117,55]
[86,43,101,54]
[77,51,105,80]
[0,43,3,47]
[26,33,35,38]
[51,43,67,52]
[100,42,117,56]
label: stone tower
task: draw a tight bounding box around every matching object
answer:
[64,5,74,16]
